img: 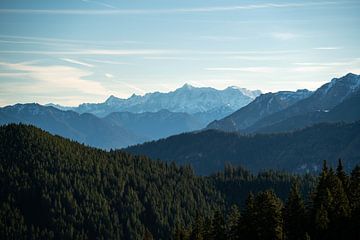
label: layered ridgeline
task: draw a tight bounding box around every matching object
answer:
[1,125,359,240]
[50,84,261,124]
[0,84,261,148]
[0,104,203,148]
[208,73,360,133]
[0,124,315,239]
[126,121,360,175]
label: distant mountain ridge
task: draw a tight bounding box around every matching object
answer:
[208,73,360,133]
[126,121,360,175]
[0,103,144,149]
[50,84,261,124]
[0,102,210,148]
[207,89,312,131]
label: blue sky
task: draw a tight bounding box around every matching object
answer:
[0,0,359,106]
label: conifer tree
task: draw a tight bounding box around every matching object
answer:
[283,182,306,240]
[226,205,241,240]
[349,165,360,239]
[190,215,205,240]
[210,210,226,240]
[336,159,350,194]
[241,192,257,240]
[254,190,284,240]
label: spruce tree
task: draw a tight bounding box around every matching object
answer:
[226,205,241,240]
[254,190,284,240]
[241,192,257,240]
[336,159,349,194]
[283,182,306,240]
[210,210,226,240]
[349,165,360,239]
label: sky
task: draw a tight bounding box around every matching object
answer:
[0,0,360,106]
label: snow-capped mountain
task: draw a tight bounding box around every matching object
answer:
[207,89,312,131]
[208,73,360,133]
[56,84,261,123]
[247,73,360,132]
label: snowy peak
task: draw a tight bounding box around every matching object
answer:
[318,73,360,95]
[207,88,311,132]
[226,86,262,99]
[68,84,261,119]
[312,73,360,108]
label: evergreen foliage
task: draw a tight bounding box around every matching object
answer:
[0,124,359,239]
[180,162,360,240]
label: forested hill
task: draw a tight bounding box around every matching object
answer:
[126,121,360,175]
[0,124,316,239]
[1,124,359,239]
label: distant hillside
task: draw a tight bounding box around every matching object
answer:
[208,73,360,133]
[0,124,315,239]
[126,121,360,175]
[0,103,144,149]
[103,109,203,140]
[0,104,205,148]
[207,89,312,131]
[256,91,360,133]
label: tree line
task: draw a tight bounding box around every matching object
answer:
[176,160,360,240]
[0,124,358,239]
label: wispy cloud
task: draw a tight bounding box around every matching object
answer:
[81,0,116,9]
[60,58,94,67]
[293,61,352,66]
[198,36,248,42]
[0,61,108,96]
[313,46,343,50]
[85,59,129,65]
[0,49,170,56]
[0,35,142,47]
[292,66,330,72]
[205,67,277,73]
[271,32,299,41]
[0,2,345,15]
[105,73,113,78]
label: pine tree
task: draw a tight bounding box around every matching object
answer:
[283,182,306,240]
[226,205,241,240]
[314,204,329,239]
[210,210,226,240]
[190,215,205,240]
[241,192,257,240]
[349,165,360,240]
[336,159,349,194]
[254,190,284,240]
[349,165,360,210]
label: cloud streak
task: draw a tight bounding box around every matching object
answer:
[272,32,299,41]
[81,0,116,9]
[60,58,94,67]
[0,2,346,15]
[0,61,108,96]
[205,67,277,73]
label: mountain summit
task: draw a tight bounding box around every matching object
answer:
[53,84,261,124]
[208,73,360,133]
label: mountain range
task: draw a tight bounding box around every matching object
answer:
[0,84,261,148]
[0,104,207,149]
[50,84,261,124]
[208,73,360,133]
[126,73,360,174]
[1,73,359,161]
